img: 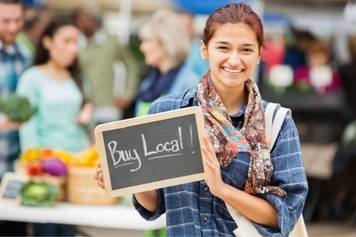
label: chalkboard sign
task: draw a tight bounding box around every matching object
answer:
[0,172,28,202]
[95,106,206,196]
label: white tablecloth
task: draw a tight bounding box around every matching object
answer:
[0,202,165,230]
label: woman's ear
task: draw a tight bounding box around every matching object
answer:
[200,40,208,60]
[42,36,52,51]
[257,56,261,65]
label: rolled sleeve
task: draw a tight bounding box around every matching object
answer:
[132,189,166,221]
[256,113,308,237]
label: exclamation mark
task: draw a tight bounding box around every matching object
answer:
[189,125,195,153]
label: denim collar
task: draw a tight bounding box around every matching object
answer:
[180,88,198,108]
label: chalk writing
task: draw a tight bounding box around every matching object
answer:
[107,126,190,172]
[108,141,141,172]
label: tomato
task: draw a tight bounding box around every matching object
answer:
[26,162,43,176]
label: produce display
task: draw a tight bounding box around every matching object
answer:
[20,148,70,177]
[21,146,99,169]
[17,146,104,207]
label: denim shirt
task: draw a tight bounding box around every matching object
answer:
[133,88,308,237]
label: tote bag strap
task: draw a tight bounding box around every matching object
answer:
[265,103,309,237]
[226,103,308,237]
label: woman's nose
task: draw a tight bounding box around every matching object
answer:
[228,51,241,65]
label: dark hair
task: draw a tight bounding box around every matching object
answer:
[349,35,356,62]
[0,0,22,4]
[202,3,263,48]
[34,16,84,97]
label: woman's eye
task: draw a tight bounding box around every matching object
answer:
[241,48,253,54]
[217,46,229,51]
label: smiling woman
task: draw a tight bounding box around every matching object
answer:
[96,3,308,237]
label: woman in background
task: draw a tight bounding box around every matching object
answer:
[16,16,92,236]
[17,17,92,153]
[135,9,200,117]
[294,41,341,95]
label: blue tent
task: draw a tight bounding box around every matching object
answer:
[172,0,253,15]
[22,0,44,7]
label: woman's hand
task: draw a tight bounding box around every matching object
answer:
[94,163,105,190]
[94,162,158,213]
[201,134,227,198]
[0,119,21,131]
[113,96,133,111]
[77,103,93,125]
[202,134,278,227]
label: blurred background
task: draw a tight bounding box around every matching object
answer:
[0,0,355,236]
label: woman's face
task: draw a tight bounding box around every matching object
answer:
[44,25,79,68]
[139,37,166,67]
[201,23,260,90]
[308,51,328,67]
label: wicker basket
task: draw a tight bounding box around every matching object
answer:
[67,167,117,205]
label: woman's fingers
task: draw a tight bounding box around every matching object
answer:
[94,163,105,190]
[202,135,219,165]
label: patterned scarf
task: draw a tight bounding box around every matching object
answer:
[197,72,286,196]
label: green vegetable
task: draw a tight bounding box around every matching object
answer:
[0,95,36,123]
[20,181,58,207]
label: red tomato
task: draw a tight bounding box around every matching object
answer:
[26,162,43,176]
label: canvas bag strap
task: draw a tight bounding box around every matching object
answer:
[264,102,277,150]
[265,103,290,152]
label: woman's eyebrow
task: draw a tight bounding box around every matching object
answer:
[215,41,231,44]
[215,41,257,47]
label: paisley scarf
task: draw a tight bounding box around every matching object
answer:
[197,72,286,196]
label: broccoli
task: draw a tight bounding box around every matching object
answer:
[0,95,36,123]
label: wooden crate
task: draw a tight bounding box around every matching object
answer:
[67,167,117,205]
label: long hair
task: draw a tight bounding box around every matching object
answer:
[34,16,84,97]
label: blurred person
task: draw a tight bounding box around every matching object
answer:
[136,9,200,117]
[0,0,31,235]
[178,10,209,78]
[339,35,356,114]
[97,3,308,236]
[16,17,92,236]
[16,5,53,58]
[283,28,315,71]
[294,40,341,95]
[74,5,139,124]
[17,16,91,153]
[261,34,285,74]
[310,35,356,223]
[0,0,31,170]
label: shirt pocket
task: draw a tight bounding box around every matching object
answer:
[221,152,250,190]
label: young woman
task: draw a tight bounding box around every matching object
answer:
[17,17,92,153]
[16,16,93,236]
[97,3,308,236]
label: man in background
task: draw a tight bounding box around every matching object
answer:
[0,0,31,177]
[74,6,139,124]
[0,0,31,235]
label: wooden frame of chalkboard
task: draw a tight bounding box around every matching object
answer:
[95,106,206,197]
[0,172,28,202]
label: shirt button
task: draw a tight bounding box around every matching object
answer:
[203,216,208,222]
[204,186,209,192]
